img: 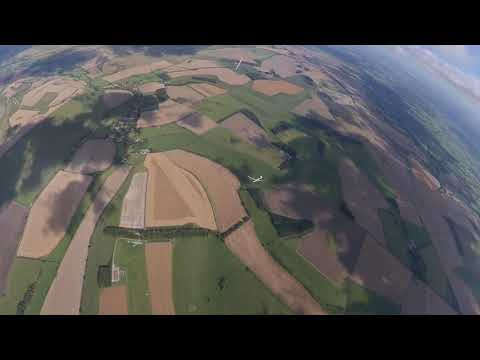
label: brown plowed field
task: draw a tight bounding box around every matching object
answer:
[65,139,115,174]
[99,286,129,315]
[145,242,175,315]
[102,60,173,83]
[102,89,133,109]
[144,153,216,230]
[251,80,303,96]
[120,172,147,229]
[0,201,28,295]
[138,82,165,94]
[176,112,217,135]
[352,236,412,303]
[338,158,389,244]
[166,85,205,104]
[18,170,92,259]
[225,221,325,315]
[221,112,271,149]
[188,83,226,97]
[259,55,299,78]
[164,149,246,232]
[41,166,130,315]
[264,184,367,285]
[137,99,193,128]
[167,68,250,86]
[401,278,456,315]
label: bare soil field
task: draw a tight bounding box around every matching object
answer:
[120,172,147,229]
[138,82,165,94]
[256,46,290,55]
[166,85,205,104]
[165,149,246,232]
[221,112,271,148]
[264,184,367,285]
[197,48,259,64]
[102,60,173,83]
[189,83,226,97]
[21,77,85,108]
[225,220,325,314]
[176,112,217,135]
[338,158,389,244]
[167,59,220,71]
[144,153,216,230]
[0,201,28,295]
[293,96,334,120]
[65,139,115,174]
[99,286,128,315]
[401,278,456,315]
[251,80,303,96]
[145,242,175,315]
[137,99,194,128]
[8,109,41,127]
[18,170,92,259]
[41,166,130,315]
[102,89,133,109]
[167,68,250,86]
[352,236,412,303]
[259,55,300,78]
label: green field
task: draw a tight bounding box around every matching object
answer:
[113,239,151,315]
[173,234,291,315]
[344,279,401,315]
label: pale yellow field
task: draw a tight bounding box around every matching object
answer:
[119,172,148,229]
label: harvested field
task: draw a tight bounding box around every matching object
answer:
[166,85,205,104]
[17,170,92,259]
[102,60,173,83]
[8,109,41,127]
[167,68,250,86]
[145,242,174,315]
[99,286,128,315]
[0,201,28,295]
[352,236,412,303]
[137,99,194,128]
[401,279,456,315]
[225,220,325,314]
[102,89,133,109]
[338,158,389,244]
[198,48,258,64]
[65,139,115,174]
[176,112,217,135]
[251,80,303,96]
[138,82,165,94]
[293,96,334,120]
[119,172,147,229]
[41,166,130,315]
[144,153,216,230]
[256,46,290,55]
[189,83,226,97]
[259,55,299,78]
[21,77,85,108]
[2,78,32,98]
[221,112,270,148]
[165,149,246,232]
[168,59,220,71]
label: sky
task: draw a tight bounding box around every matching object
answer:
[393,45,480,102]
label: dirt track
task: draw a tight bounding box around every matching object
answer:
[225,221,326,315]
[145,242,175,315]
[18,170,92,259]
[40,166,130,315]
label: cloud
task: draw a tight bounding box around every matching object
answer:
[397,45,480,101]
